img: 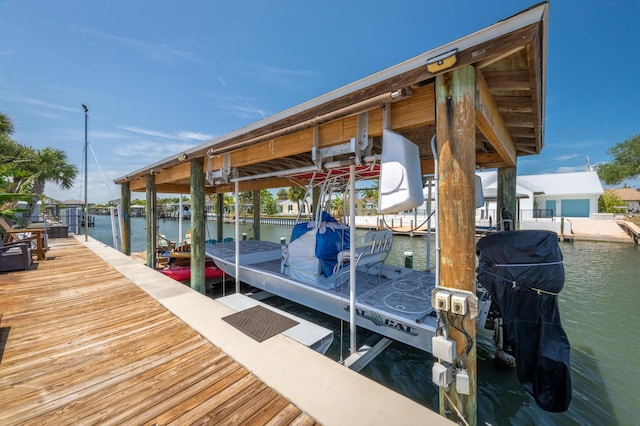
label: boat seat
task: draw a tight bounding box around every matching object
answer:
[334,230,393,280]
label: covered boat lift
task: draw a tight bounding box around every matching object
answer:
[115,3,549,424]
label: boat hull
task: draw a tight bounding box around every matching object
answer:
[208,240,439,353]
[160,265,224,281]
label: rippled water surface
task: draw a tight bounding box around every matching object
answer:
[90,216,640,425]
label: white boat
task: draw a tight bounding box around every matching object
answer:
[206,129,491,355]
[207,231,446,353]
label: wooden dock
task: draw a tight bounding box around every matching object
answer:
[617,220,640,245]
[0,238,316,425]
[1,237,450,426]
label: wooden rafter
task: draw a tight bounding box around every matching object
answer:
[475,69,516,167]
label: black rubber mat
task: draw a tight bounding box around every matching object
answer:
[222,305,298,342]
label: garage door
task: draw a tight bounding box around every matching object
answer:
[561,199,590,217]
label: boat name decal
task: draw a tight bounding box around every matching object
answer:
[344,305,418,336]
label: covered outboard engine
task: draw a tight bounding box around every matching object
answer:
[477,230,572,412]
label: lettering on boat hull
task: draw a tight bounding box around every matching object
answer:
[344,305,418,336]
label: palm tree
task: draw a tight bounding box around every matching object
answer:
[0,112,14,136]
[288,185,310,218]
[20,147,78,223]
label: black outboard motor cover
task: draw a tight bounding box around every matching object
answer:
[477,230,572,412]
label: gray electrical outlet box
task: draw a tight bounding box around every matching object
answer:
[432,362,453,388]
[456,370,470,395]
[432,335,456,363]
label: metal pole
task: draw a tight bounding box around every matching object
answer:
[349,164,357,355]
[82,104,88,241]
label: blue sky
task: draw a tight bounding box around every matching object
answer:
[1,0,639,203]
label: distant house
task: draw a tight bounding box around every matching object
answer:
[477,170,604,219]
[277,198,312,216]
[609,188,640,213]
[60,199,86,209]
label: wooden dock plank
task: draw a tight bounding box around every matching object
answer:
[0,238,318,426]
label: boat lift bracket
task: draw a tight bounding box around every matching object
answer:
[344,334,393,372]
[313,111,371,167]
[206,153,231,185]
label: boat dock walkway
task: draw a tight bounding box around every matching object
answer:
[0,236,451,425]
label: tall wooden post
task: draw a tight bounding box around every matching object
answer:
[217,193,224,241]
[190,158,206,294]
[497,167,517,228]
[120,182,131,255]
[435,65,477,426]
[145,174,156,269]
[253,189,261,240]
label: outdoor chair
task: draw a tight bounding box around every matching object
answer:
[0,239,32,272]
[0,217,48,260]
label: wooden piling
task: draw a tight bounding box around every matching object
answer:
[436,65,477,426]
[190,158,206,293]
[145,174,156,269]
[120,181,131,255]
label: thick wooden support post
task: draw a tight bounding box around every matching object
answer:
[497,167,517,228]
[190,158,206,294]
[253,189,261,240]
[435,65,477,426]
[217,193,224,241]
[120,182,131,255]
[145,174,156,269]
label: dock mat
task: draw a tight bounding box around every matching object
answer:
[222,305,298,342]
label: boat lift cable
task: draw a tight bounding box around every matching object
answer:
[380,210,435,234]
[88,144,117,201]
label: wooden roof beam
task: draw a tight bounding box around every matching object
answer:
[475,69,516,167]
[213,177,309,193]
[526,37,544,152]
[153,162,191,185]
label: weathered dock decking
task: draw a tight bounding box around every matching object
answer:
[1,236,450,426]
[0,238,316,425]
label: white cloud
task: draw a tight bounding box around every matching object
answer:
[113,140,196,163]
[177,131,214,141]
[83,29,198,64]
[226,104,267,120]
[119,126,178,140]
[120,126,213,142]
[553,154,581,162]
[2,96,78,113]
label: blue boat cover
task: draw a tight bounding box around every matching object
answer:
[290,212,350,277]
[477,230,572,412]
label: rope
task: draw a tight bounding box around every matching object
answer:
[487,261,563,268]
[442,390,470,426]
[477,267,562,296]
[88,144,117,200]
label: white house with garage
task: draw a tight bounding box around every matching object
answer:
[477,170,604,220]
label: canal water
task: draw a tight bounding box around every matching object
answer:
[89,215,639,425]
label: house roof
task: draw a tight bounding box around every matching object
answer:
[114,3,549,195]
[476,170,604,197]
[61,199,85,205]
[476,170,544,194]
[610,188,640,201]
[520,171,604,196]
